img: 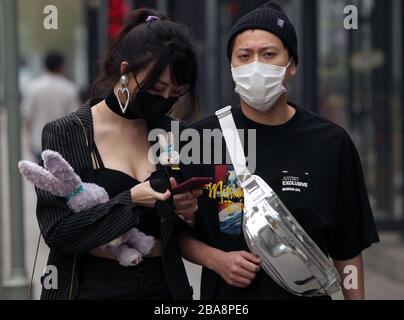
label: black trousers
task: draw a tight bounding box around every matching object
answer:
[76,254,173,300]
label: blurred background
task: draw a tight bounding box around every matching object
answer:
[0,0,403,300]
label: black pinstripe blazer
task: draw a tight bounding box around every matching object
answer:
[36,98,192,300]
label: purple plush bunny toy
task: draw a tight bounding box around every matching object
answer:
[19,150,155,267]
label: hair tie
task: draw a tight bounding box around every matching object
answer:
[146,16,160,23]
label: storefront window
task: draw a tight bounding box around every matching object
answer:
[317,0,403,223]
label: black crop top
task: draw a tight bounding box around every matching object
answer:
[92,148,161,239]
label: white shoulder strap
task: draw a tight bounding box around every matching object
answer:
[215,106,251,185]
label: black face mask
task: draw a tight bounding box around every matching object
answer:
[132,90,179,121]
[105,90,179,121]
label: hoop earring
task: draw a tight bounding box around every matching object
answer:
[115,75,130,114]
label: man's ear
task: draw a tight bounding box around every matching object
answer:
[288,59,297,77]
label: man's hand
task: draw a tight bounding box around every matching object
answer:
[211,250,262,288]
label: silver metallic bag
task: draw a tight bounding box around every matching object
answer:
[216,106,341,297]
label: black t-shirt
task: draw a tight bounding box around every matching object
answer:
[182,103,380,300]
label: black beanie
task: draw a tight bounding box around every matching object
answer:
[227,1,298,64]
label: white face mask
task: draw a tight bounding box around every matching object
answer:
[231,60,291,112]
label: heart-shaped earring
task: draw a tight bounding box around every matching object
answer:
[115,75,130,114]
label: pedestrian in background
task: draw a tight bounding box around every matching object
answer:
[21,51,80,163]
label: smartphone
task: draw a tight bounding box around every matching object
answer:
[172,177,213,194]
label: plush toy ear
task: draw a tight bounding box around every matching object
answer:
[167,132,175,147]
[42,150,82,191]
[158,134,168,149]
[18,160,67,197]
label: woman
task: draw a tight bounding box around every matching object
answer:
[36,8,198,300]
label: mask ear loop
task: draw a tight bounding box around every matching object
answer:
[131,72,181,117]
[132,71,159,98]
[131,73,143,100]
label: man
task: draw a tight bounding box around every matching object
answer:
[176,2,379,300]
[22,51,80,162]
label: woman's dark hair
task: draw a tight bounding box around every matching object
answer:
[93,8,200,120]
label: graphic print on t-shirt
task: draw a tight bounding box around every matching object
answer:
[281,170,311,193]
[204,165,244,235]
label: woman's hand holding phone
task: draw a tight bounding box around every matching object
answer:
[130,177,208,224]
[171,178,206,225]
[131,180,171,208]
